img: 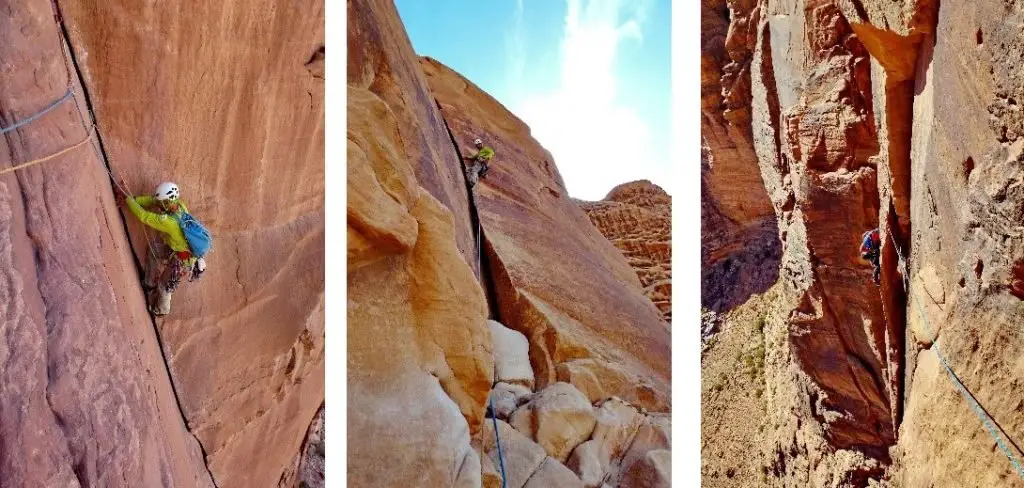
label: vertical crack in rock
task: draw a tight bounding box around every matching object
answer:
[51,2,219,484]
[437,103,503,323]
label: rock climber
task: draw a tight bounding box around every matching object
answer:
[463,137,494,187]
[860,228,882,285]
[116,181,206,316]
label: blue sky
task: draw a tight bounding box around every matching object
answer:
[395,0,671,201]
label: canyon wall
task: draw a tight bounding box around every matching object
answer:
[705,0,1024,485]
[701,0,783,312]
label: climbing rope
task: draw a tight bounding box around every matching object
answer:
[0,88,75,135]
[0,124,95,176]
[48,21,159,264]
[474,190,508,488]
[889,233,1024,480]
[488,393,509,488]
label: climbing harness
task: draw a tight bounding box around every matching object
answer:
[888,233,1024,480]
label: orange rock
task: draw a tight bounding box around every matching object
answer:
[421,58,671,412]
[55,0,327,484]
[0,1,214,486]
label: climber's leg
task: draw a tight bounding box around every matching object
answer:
[872,257,881,285]
[479,161,489,178]
[150,286,173,316]
[143,240,167,290]
[467,160,481,187]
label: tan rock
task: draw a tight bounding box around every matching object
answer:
[619,449,671,488]
[346,2,496,487]
[489,320,535,388]
[700,0,783,313]
[567,440,605,488]
[509,382,598,462]
[481,451,504,488]
[523,457,585,488]
[556,358,670,413]
[490,382,533,420]
[482,419,547,488]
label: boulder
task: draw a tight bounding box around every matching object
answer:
[523,457,585,488]
[488,320,535,388]
[509,382,598,462]
[482,419,548,488]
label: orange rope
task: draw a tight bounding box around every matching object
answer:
[0,125,95,176]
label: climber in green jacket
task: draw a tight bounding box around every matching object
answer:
[463,137,494,187]
[116,181,205,316]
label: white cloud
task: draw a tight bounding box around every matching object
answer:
[512,0,667,200]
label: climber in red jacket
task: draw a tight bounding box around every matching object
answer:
[860,228,881,285]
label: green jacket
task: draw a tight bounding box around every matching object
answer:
[471,146,494,161]
[126,195,191,254]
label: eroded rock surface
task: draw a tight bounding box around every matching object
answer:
[704,0,1024,485]
[701,0,783,313]
[578,180,672,322]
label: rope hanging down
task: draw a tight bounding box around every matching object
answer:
[0,125,95,176]
[475,197,508,488]
[0,88,75,135]
[889,233,1024,480]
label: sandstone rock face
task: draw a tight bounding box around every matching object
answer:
[701,0,783,312]
[705,0,1024,485]
[578,181,672,322]
[849,0,1024,485]
[0,1,221,486]
[488,320,535,388]
[509,382,598,463]
[743,0,897,472]
[421,57,671,413]
[347,3,494,485]
[53,0,326,485]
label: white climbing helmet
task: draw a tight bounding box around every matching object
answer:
[154,182,179,201]
[474,138,483,146]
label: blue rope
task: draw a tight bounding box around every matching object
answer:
[895,235,1024,480]
[0,88,74,135]
[488,393,508,488]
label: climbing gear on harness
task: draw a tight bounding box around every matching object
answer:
[176,211,213,258]
[154,181,180,201]
[190,257,207,282]
[165,254,184,293]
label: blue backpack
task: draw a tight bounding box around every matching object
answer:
[177,212,212,258]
